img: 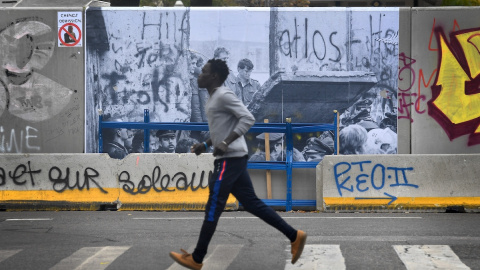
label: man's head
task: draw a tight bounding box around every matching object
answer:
[175,137,199,153]
[131,131,144,153]
[111,128,129,146]
[197,59,229,89]
[124,130,134,150]
[189,54,198,76]
[149,133,158,152]
[105,128,129,145]
[256,133,283,153]
[237,58,254,81]
[303,135,335,162]
[213,47,229,62]
[304,149,325,162]
[339,124,368,155]
[102,116,128,146]
[156,130,176,153]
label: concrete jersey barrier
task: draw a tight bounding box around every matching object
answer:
[2,153,480,212]
[317,154,480,212]
[0,153,237,211]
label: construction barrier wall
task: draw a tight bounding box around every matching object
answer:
[1,7,480,210]
[318,154,480,211]
[0,153,238,211]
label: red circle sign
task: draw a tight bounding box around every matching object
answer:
[58,23,81,47]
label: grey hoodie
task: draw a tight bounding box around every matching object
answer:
[206,86,255,159]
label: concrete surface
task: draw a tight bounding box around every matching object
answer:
[318,154,480,211]
[0,153,237,211]
[1,211,480,270]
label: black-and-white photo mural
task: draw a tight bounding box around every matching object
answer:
[85,7,399,159]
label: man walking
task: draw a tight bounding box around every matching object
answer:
[169,59,307,270]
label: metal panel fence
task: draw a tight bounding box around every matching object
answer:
[99,109,339,211]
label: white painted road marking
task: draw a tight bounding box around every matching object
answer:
[6,218,53,221]
[285,245,346,270]
[203,245,243,270]
[49,246,130,270]
[394,245,471,270]
[308,235,480,242]
[0,243,472,270]
[0,249,22,262]
[133,216,422,220]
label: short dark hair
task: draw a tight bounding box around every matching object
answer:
[207,59,229,84]
[131,131,144,150]
[102,128,116,142]
[102,114,121,142]
[238,58,254,70]
[175,138,199,153]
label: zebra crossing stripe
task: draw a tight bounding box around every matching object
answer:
[0,249,22,262]
[49,246,130,270]
[393,245,471,270]
[1,244,467,270]
[203,245,243,270]
[285,245,346,270]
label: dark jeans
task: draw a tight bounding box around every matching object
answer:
[192,155,297,263]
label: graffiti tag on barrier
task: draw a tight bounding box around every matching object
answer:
[0,161,107,193]
[48,166,107,193]
[355,192,397,205]
[429,27,480,146]
[1,161,214,195]
[333,161,418,196]
[277,17,342,63]
[0,161,41,186]
[397,52,428,123]
[119,166,211,195]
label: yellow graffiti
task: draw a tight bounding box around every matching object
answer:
[462,32,480,78]
[434,29,480,124]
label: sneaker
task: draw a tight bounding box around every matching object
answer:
[291,230,307,264]
[169,249,203,270]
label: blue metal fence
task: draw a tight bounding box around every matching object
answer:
[99,109,339,211]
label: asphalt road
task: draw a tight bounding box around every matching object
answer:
[0,211,479,270]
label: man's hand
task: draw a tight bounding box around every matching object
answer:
[191,143,207,156]
[213,141,228,157]
[212,132,239,157]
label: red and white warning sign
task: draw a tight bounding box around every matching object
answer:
[58,12,82,47]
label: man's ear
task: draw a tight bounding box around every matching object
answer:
[115,129,121,136]
[211,72,219,81]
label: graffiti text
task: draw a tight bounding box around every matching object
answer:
[333,161,418,196]
[119,166,211,194]
[0,161,41,186]
[0,126,41,153]
[48,166,107,193]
